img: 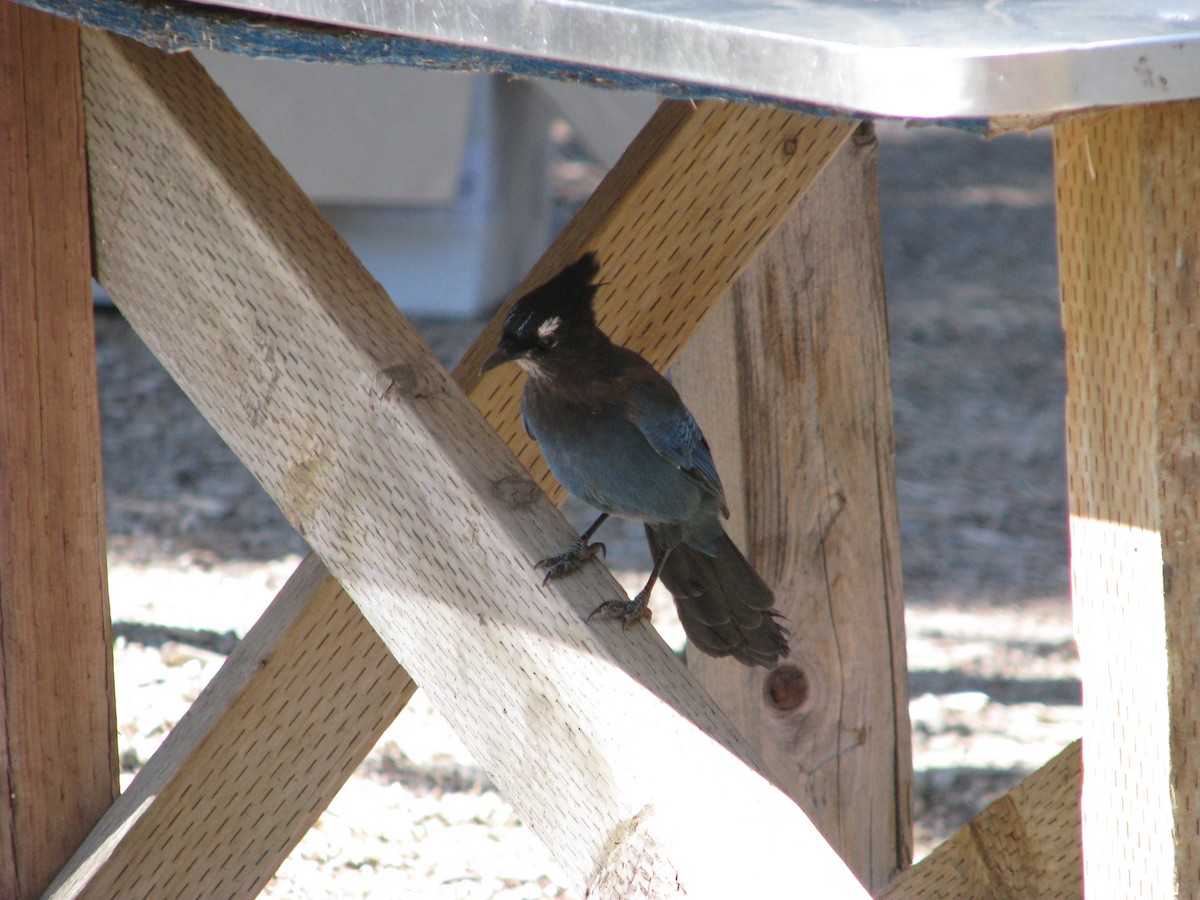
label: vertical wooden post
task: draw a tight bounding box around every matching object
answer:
[0,5,117,896]
[1056,100,1200,896]
[674,123,911,890]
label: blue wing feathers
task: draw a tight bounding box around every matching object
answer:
[627,383,728,515]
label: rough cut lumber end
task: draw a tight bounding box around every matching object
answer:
[880,740,1081,900]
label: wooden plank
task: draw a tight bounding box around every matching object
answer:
[1055,100,1200,896]
[0,5,117,896]
[66,30,868,897]
[880,741,1081,899]
[47,555,416,898]
[673,123,911,891]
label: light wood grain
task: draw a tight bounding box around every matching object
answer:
[46,556,416,899]
[65,30,869,898]
[0,6,117,896]
[880,741,1081,899]
[674,124,911,891]
[1055,100,1200,896]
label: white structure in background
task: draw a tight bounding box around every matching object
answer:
[194,51,657,317]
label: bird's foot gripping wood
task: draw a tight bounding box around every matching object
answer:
[587,590,652,630]
[535,539,606,585]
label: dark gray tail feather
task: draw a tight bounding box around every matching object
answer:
[646,525,789,668]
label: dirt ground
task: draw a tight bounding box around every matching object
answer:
[99,118,1077,895]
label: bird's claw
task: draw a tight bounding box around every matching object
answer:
[535,539,606,584]
[586,590,651,630]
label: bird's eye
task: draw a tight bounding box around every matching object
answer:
[538,333,558,348]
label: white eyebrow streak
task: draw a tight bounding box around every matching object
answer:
[537,316,562,340]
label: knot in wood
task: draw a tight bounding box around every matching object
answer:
[765,663,810,713]
[492,474,539,508]
[377,362,436,401]
[852,121,877,146]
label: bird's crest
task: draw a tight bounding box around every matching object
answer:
[504,253,601,337]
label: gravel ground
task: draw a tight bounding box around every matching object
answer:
[99,119,1077,895]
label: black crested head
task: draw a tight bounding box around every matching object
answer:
[507,253,600,331]
[480,253,606,375]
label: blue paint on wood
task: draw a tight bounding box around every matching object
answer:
[14,0,840,113]
[13,0,990,131]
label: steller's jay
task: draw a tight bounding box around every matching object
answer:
[481,253,789,668]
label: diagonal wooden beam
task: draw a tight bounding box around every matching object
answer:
[879,741,1081,899]
[48,555,416,898]
[51,30,863,897]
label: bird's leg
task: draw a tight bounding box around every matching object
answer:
[535,513,609,585]
[587,545,673,630]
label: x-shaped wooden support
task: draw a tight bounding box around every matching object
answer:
[50,29,876,898]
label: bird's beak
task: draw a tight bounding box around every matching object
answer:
[479,345,511,375]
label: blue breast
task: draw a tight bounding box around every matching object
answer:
[535,408,704,525]
[521,359,728,556]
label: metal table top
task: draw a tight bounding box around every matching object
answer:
[180,0,1200,119]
